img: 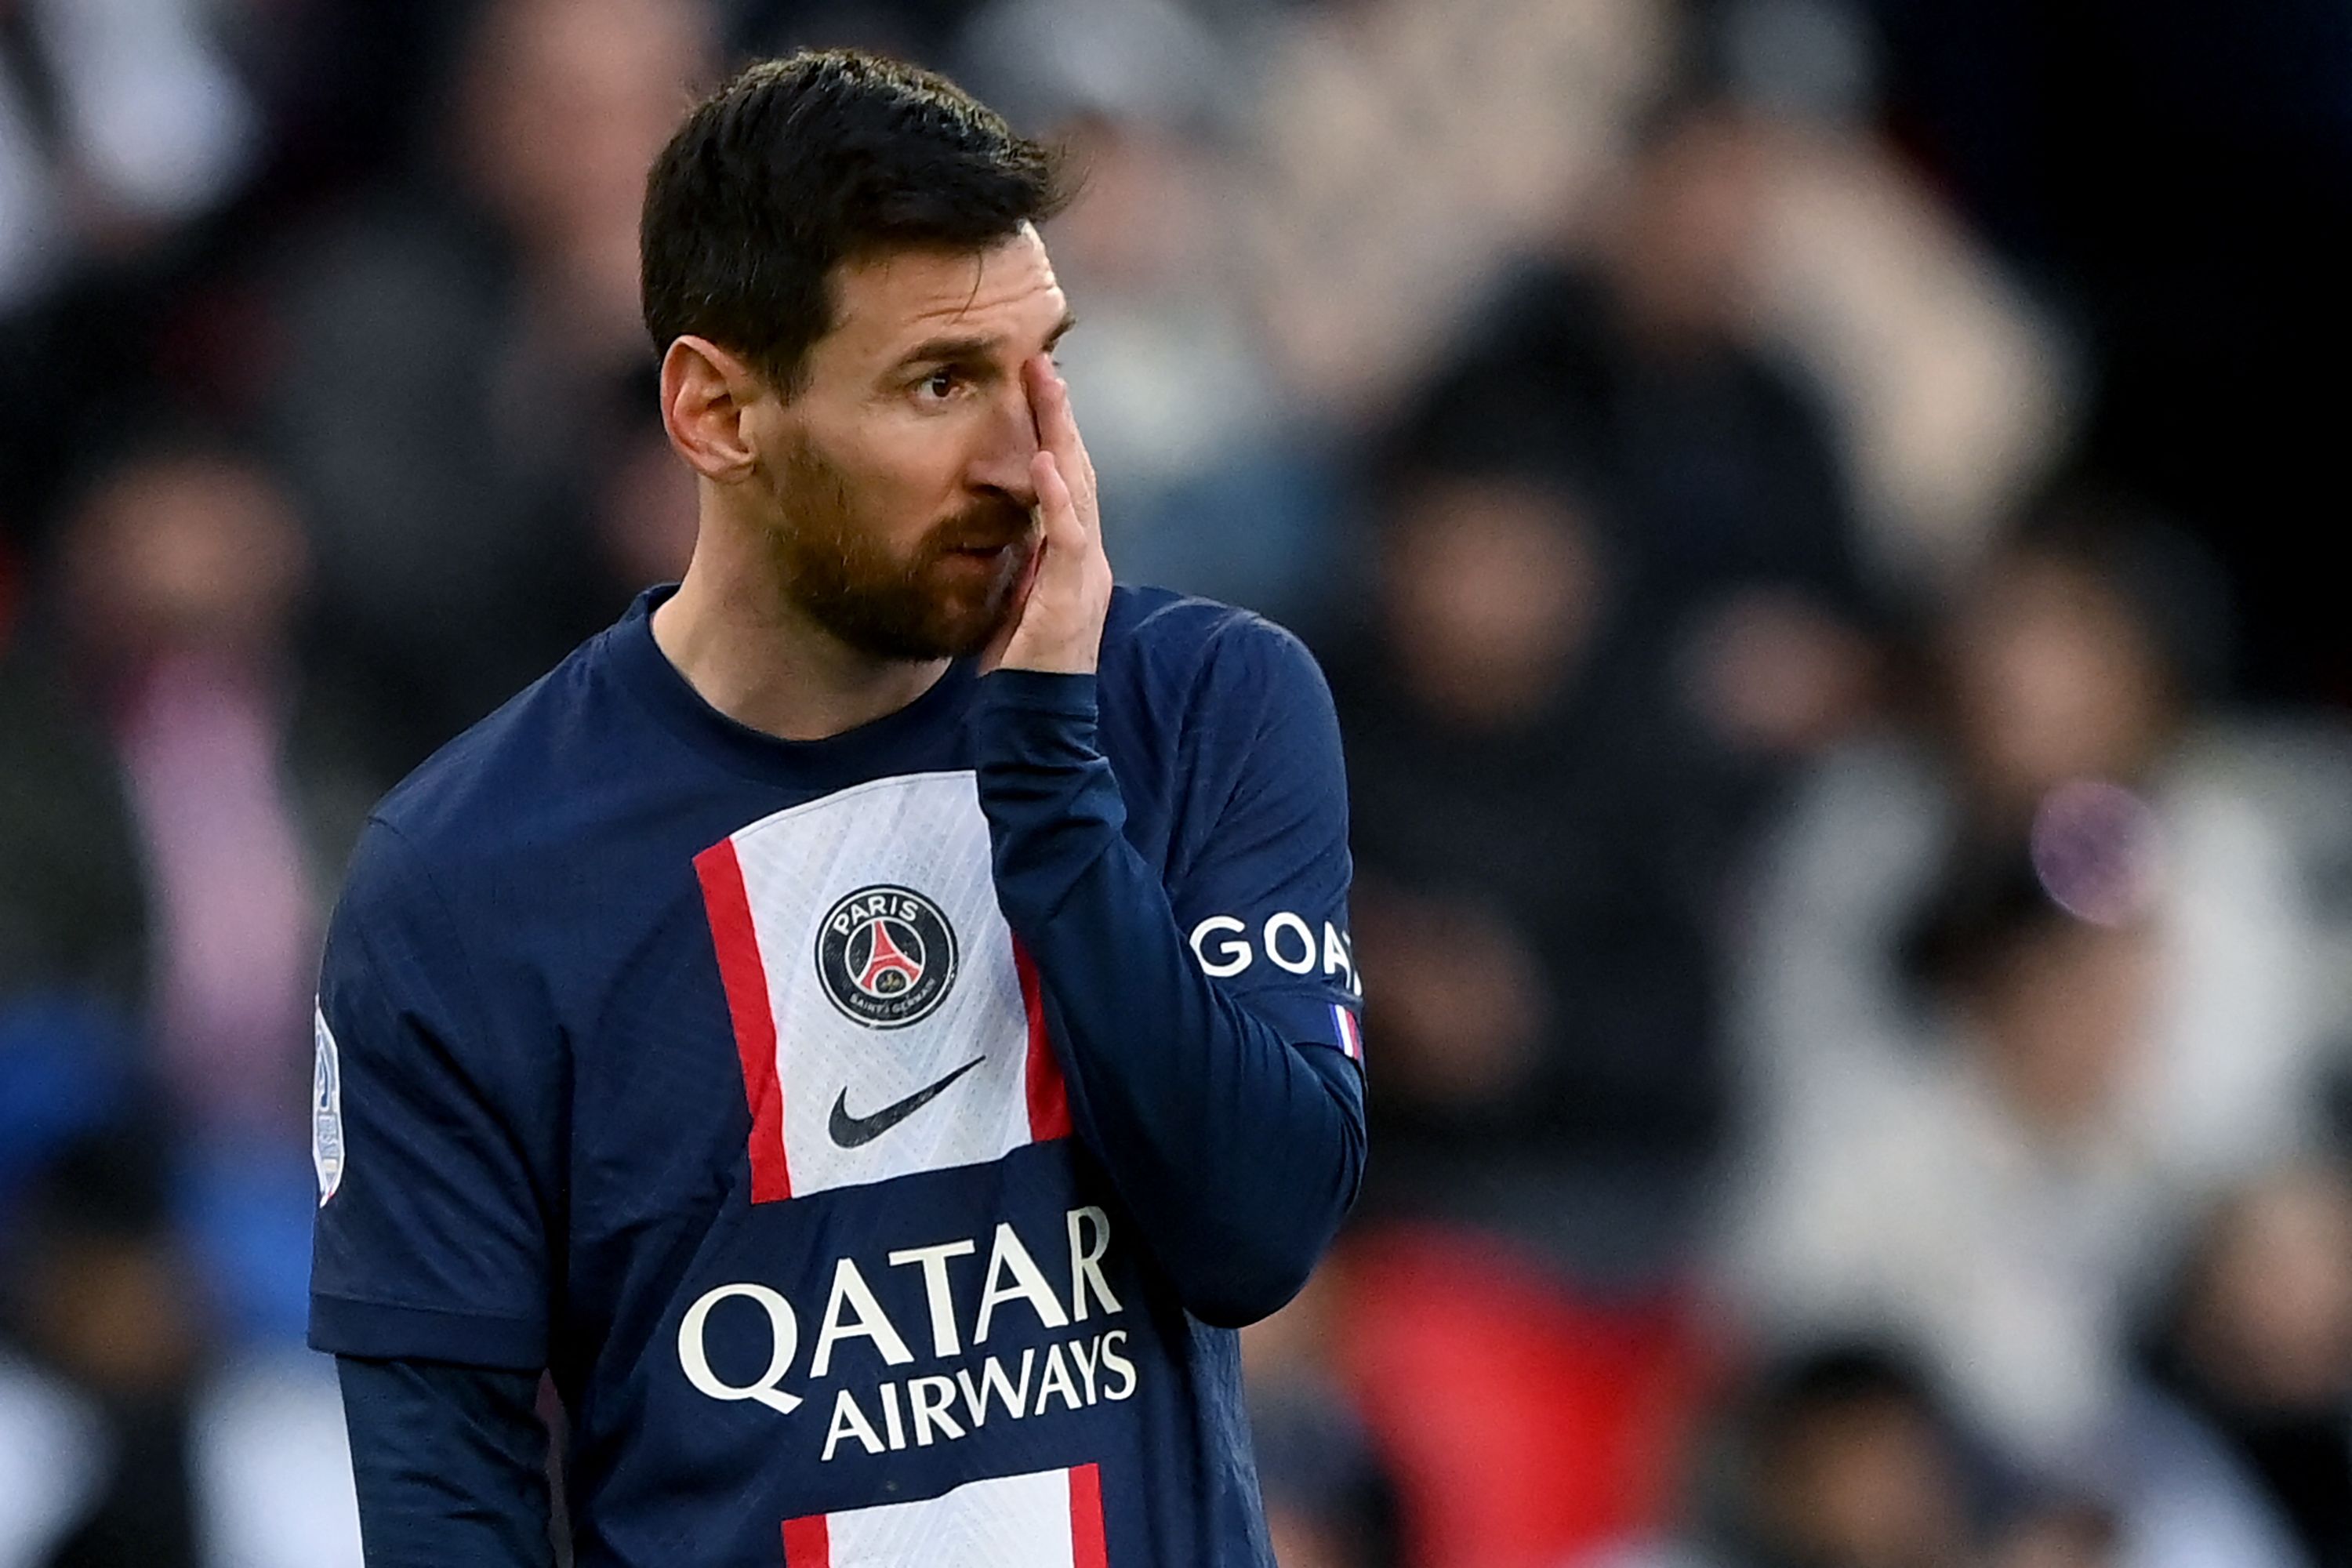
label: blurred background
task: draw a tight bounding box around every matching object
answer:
[2,0,2350,1564]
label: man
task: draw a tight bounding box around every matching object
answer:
[307,49,1367,1568]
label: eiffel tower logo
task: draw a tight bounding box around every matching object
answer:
[854,918,925,996]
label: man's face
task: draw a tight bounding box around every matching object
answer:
[746,225,1075,661]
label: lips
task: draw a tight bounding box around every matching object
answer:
[936,527,1036,564]
[932,499,1036,557]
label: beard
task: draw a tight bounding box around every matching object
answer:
[765,434,1036,662]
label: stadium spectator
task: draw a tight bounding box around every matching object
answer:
[1242,0,1674,424]
[0,0,258,317]
[1322,463,1729,1566]
[256,0,713,771]
[1734,844,2167,1461]
[1591,1342,1983,1568]
[1728,804,2339,1479]
[0,441,373,1351]
[1333,463,1744,1279]
[1734,516,2352,1248]
[1725,510,2352,1560]
[2140,1161,2352,1568]
[1731,115,2074,599]
[0,1119,361,1568]
[1243,1271,1406,1568]
[0,0,256,560]
[1396,100,1882,768]
[0,1119,211,1568]
[1595,1332,2312,1568]
[0,443,381,1147]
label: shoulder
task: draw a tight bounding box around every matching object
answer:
[354,626,632,909]
[321,634,642,1060]
[1094,587,1346,848]
[1099,584,1333,724]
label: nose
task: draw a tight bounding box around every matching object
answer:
[964,383,1041,508]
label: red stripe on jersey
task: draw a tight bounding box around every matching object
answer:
[1015,940,1072,1142]
[780,1511,830,1566]
[1069,1462,1108,1568]
[695,839,791,1203]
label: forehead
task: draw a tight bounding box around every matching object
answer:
[823,226,1066,365]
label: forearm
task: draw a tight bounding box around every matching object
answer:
[975,670,1366,1327]
[338,1356,556,1568]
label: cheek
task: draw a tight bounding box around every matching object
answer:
[818,417,970,535]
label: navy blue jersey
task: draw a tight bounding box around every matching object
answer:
[308,586,1365,1567]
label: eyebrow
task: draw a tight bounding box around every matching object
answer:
[894,309,1079,371]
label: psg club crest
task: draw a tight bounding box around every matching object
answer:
[816,885,958,1029]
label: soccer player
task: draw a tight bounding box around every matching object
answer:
[308,49,1367,1567]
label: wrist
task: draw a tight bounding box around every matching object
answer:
[996,647,1099,677]
[977,668,1099,720]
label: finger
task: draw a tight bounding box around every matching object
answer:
[1022,354,1062,441]
[977,538,1044,673]
[1045,371,1097,510]
[1024,358,1076,471]
[1022,353,1051,430]
[1024,358,1095,532]
[1034,448,1110,590]
[1031,449,1083,551]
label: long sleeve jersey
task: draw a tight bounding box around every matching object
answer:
[310,585,1366,1566]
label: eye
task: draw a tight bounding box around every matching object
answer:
[914,366,962,404]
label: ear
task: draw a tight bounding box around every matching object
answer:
[659,336,774,482]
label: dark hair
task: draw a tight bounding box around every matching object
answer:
[2003,489,2235,703]
[1899,847,2077,1002]
[1748,1342,1949,1437]
[1688,1341,1976,1548]
[641,49,1072,391]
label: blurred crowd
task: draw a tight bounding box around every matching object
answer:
[2,1,2350,1566]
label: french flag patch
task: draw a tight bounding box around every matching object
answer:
[1330,1002,1363,1062]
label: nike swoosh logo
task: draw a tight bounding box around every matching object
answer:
[828,1057,987,1149]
